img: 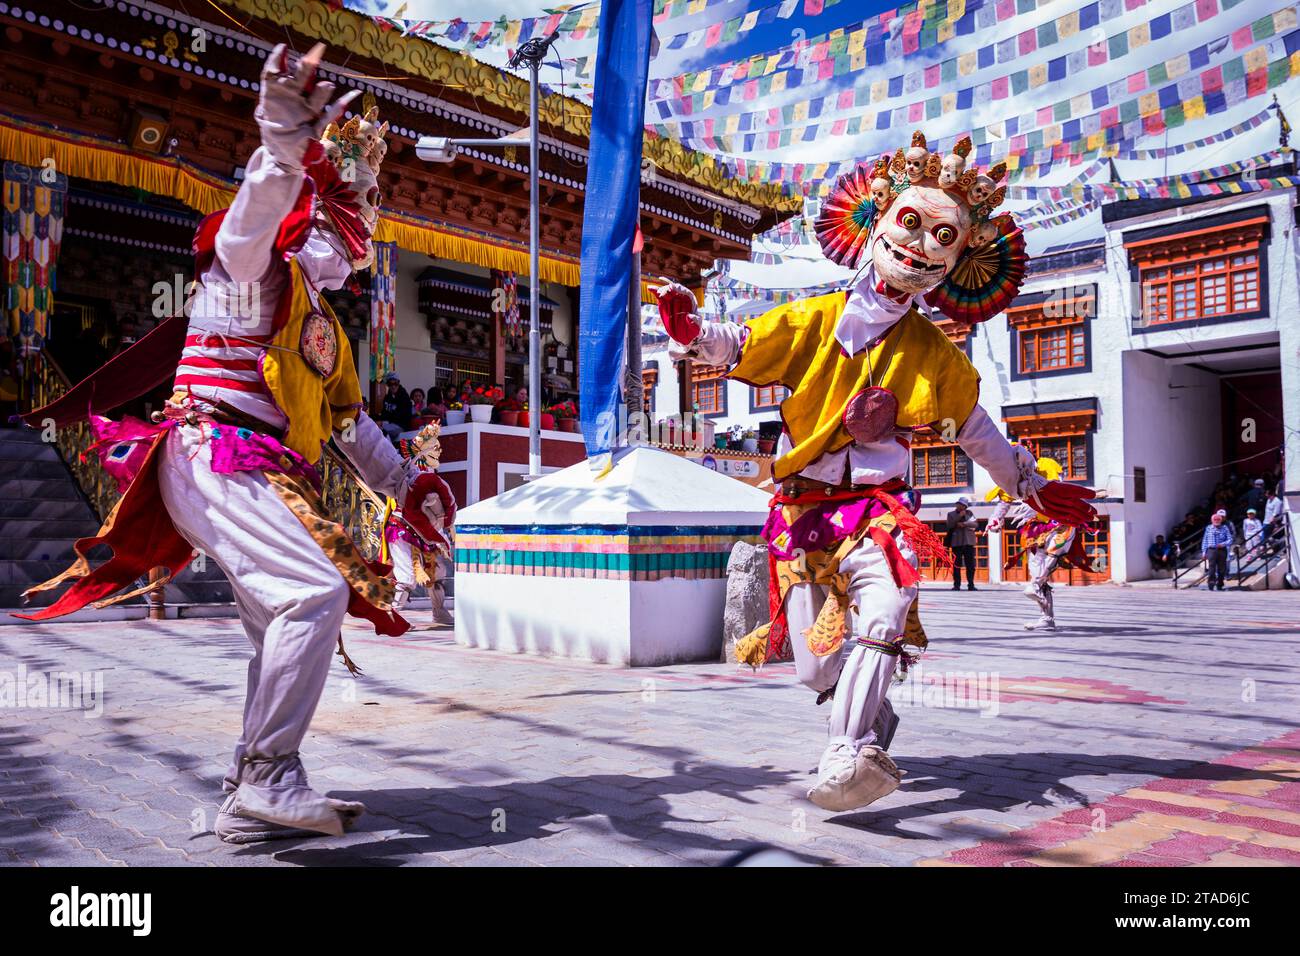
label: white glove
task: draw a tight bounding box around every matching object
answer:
[256,43,359,171]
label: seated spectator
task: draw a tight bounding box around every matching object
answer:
[378,372,412,440]
[425,386,448,425]
[408,387,427,423]
[1148,535,1174,571]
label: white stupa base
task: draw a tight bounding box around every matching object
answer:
[454,573,728,666]
[452,446,770,668]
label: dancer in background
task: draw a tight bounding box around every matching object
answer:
[383,428,455,625]
[988,455,1099,630]
[653,131,1097,812]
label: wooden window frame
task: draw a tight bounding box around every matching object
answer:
[1023,434,1089,482]
[911,446,972,489]
[1140,249,1260,325]
[750,384,788,411]
[1006,292,1092,379]
[1004,409,1096,484]
[1018,320,1088,374]
[642,367,658,416]
[1126,217,1266,328]
[690,363,729,417]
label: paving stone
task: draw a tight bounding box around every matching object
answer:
[2,587,1298,865]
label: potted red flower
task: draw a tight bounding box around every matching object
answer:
[495,395,523,427]
[468,386,502,424]
[547,401,578,432]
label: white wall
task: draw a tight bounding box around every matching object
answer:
[1120,352,1223,579]
[393,251,438,394]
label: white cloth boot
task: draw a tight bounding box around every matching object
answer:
[1023,550,1057,629]
[788,536,915,812]
[158,425,365,842]
[388,536,415,611]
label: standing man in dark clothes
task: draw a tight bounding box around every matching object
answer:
[946,496,979,591]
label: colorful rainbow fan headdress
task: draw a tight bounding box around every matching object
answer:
[814,130,1030,325]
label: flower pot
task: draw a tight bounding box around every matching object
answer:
[445,409,467,426]
[557,418,579,433]
[742,438,759,453]
[469,405,492,424]
[541,414,556,430]
[714,435,728,449]
[498,410,520,427]
[757,439,776,454]
[518,410,530,427]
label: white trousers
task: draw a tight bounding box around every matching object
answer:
[784,535,917,748]
[389,536,415,610]
[1025,548,1058,622]
[157,425,357,833]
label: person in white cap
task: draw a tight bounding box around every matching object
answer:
[1201,510,1234,591]
[1242,508,1263,561]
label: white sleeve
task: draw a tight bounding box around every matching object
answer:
[957,404,1041,500]
[668,321,747,367]
[214,147,305,285]
[333,411,407,500]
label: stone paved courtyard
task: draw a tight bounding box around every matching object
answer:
[2,584,1299,867]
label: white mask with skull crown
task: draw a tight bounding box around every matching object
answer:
[317,106,389,271]
[813,130,1028,326]
[869,186,971,296]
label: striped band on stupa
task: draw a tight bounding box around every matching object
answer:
[455,523,764,581]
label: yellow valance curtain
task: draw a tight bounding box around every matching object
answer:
[0,114,591,287]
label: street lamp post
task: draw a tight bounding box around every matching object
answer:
[415,34,559,480]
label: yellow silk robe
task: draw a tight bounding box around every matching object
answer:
[730,292,981,482]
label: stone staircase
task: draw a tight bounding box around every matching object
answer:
[0,426,234,618]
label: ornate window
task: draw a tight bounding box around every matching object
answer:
[910,427,972,488]
[1006,287,1093,377]
[1141,252,1260,324]
[1030,435,1088,481]
[642,365,658,415]
[691,363,728,416]
[1126,212,1267,327]
[1003,404,1096,483]
[751,384,788,410]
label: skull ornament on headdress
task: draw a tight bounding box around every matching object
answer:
[813,131,1027,325]
[312,106,389,270]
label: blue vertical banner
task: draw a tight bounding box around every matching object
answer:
[578,0,653,459]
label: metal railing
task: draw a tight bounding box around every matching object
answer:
[1227,524,1289,590]
[1169,526,1205,589]
[22,352,121,522]
[1172,522,1289,590]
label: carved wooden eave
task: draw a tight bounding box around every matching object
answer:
[214,0,802,218]
[3,0,797,283]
